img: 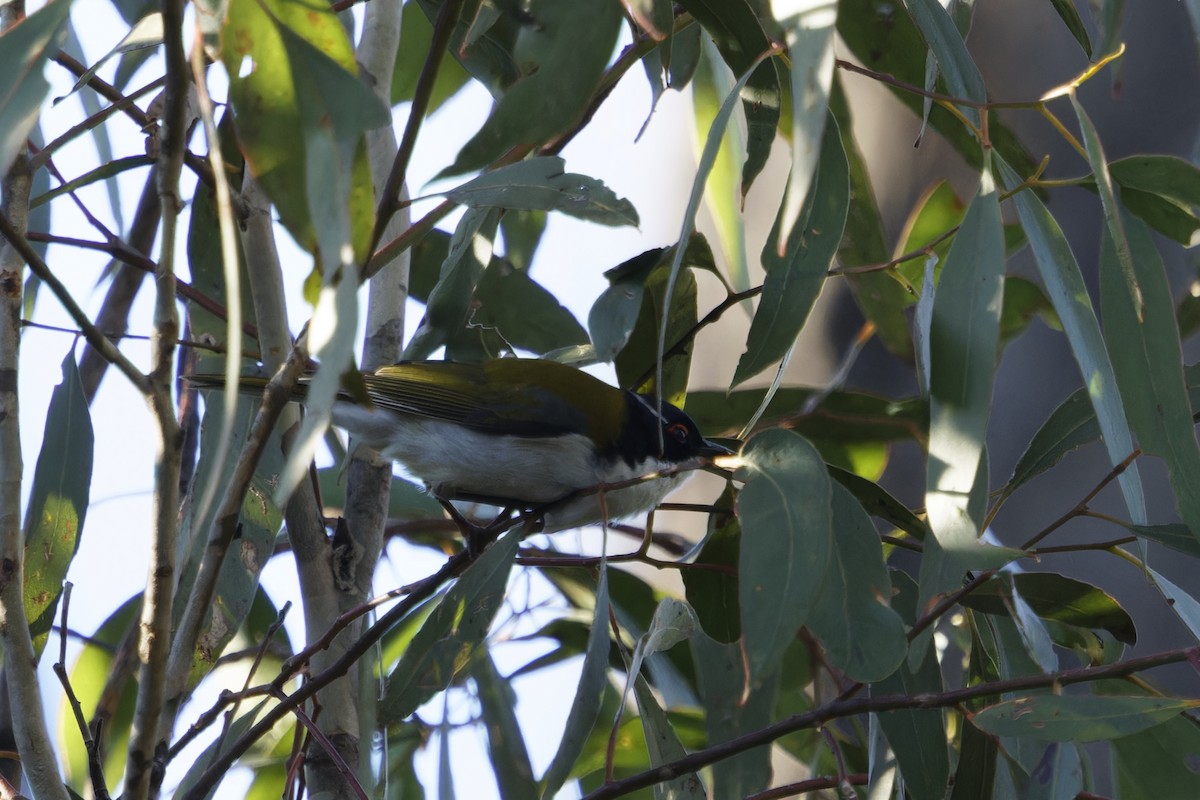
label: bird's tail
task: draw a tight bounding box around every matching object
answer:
[184,372,308,402]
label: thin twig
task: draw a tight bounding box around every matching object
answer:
[580,645,1200,799]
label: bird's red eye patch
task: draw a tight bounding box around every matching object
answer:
[666,422,689,443]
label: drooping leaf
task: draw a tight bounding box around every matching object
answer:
[732,112,848,386]
[442,0,621,176]
[379,528,521,723]
[1100,214,1200,541]
[875,572,951,800]
[736,429,832,685]
[919,164,1016,630]
[0,0,75,176]
[1047,0,1092,56]
[691,631,778,798]
[836,0,1036,176]
[404,207,500,359]
[390,0,471,110]
[772,1,838,257]
[682,487,740,643]
[677,0,781,196]
[23,351,93,655]
[474,652,537,800]
[806,483,907,682]
[633,677,706,798]
[540,568,612,800]
[906,0,985,126]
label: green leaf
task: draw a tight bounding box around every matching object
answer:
[1101,214,1200,541]
[959,572,1136,646]
[443,0,621,176]
[732,112,848,386]
[686,387,926,445]
[23,351,93,656]
[1072,93,1140,318]
[1112,713,1200,800]
[831,77,910,359]
[1047,0,1092,56]
[1000,276,1059,345]
[691,632,777,798]
[176,699,273,799]
[875,574,950,800]
[922,164,1011,632]
[390,0,471,109]
[682,488,740,642]
[836,0,1036,177]
[446,156,639,227]
[614,258,698,406]
[61,595,140,790]
[773,1,837,258]
[222,0,385,263]
[676,0,780,196]
[379,528,521,723]
[827,466,930,540]
[806,483,906,682]
[736,429,832,685]
[907,0,986,126]
[971,695,1197,743]
[633,677,706,798]
[404,207,500,359]
[540,568,612,800]
[0,0,75,176]
[998,155,1144,521]
[470,259,590,355]
[29,154,155,208]
[692,39,750,292]
[1146,567,1200,644]
[474,652,537,800]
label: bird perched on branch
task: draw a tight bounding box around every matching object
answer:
[190,358,729,533]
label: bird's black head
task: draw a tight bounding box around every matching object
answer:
[617,392,730,467]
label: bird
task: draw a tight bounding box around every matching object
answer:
[190,358,730,533]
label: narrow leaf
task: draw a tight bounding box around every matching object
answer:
[971,695,1197,743]
[1100,215,1200,541]
[998,156,1144,522]
[540,569,611,799]
[23,352,93,655]
[0,0,75,175]
[733,112,848,386]
[633,677,706,799]
[906,0,986,125]
[474,653,537,800]
[772,0,838,253]
[379,529,521,723]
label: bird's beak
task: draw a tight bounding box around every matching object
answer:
[698,439,735,458]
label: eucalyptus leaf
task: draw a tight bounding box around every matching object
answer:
[971,695,1197,743]
[736,429,832,685]
[379,529,521,723]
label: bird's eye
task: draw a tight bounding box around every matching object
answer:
[666,422,689,444]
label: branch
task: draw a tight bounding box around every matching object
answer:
[0,211,150,392]
[0,47,70,795]
[582,646,1200,799]
[123,0,189,794]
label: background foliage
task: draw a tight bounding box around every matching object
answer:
[2,0,1200,798]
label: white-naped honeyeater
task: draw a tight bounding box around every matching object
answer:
[190,357,729,533]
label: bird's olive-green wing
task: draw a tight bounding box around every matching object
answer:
[360,360,625,439]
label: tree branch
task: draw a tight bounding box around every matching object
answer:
[582,646,1200,800]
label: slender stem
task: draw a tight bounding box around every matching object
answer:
[124,0,188,794]
[0,211,149,391]
[369,0,464,261]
